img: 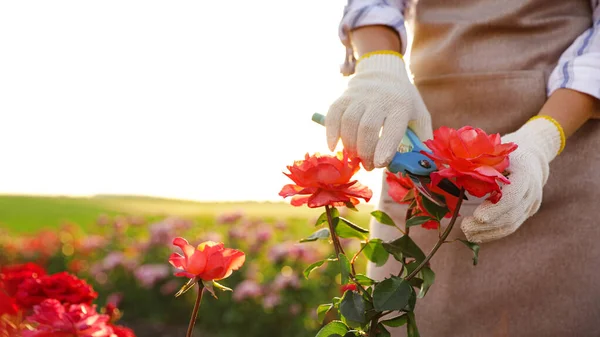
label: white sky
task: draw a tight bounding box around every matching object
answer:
[0,1,384,204]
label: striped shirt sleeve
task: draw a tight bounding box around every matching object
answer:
[547,0,600,101]
[338,0,408,76]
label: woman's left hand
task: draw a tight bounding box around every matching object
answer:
[460,117,564,243]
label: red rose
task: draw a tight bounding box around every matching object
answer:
[423,126,517,203]
[279,150,372,208]
[15,272,97,309]
[0,262,46,297]
[0,284,19,316]
[385,172,460,230]
[110,325,137,337]
[169,238,245,281]
[22,299,114,337]
[340,283,358,294]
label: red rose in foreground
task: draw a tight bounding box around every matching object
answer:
[422,126,517,203]
[386,172,460,229]
[0,285,19,316]
[110,325,137,337]
[279,150,372,208]
[15,272,97,309]
[169,238,245,281]
[22,299,114,337]
[0,262,46,296]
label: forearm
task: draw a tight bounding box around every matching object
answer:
[349,25,402,58]
[538,88,599,138]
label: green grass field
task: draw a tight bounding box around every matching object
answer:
[0,194,374,233]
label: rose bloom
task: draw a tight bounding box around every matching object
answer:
[169,238,245,281]
[0,283,19,316]
[110,325,136,337]
[340,283,358,294]
[22,299,115,337]
[423,126,517,203]
[0,262,46,297]
[15,272,97,309]
[386,172,460,230]
[279,150,372,208]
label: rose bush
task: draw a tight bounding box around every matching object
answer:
[279,126,517,336]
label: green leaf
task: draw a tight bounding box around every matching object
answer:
[404,287,417,312]
[315,212,329,227]
[407,312,420,337]
[335,219,368,240]
[370,210,397,227]
[405,216,436,228]
[338,253,352,285]
[407,277,423,289]
[304,258,335,279]
[300,228,330,243]
[340,290,366,324]
[315,208,340,227]
[317,303,334,324]
[418,267,435,299]
[174,277,197,298]
[372,276,413,311]
[362,239,390,267]
[381,314,408,327]
[382,236,426,264]
[458,239,480,266]
[339,217,369,233]
[345,202,359,212]
[354,274,375,287]
[315,321,349,337]
[420,195,449,221]
[376,324,391,337]
[403,261,419,278]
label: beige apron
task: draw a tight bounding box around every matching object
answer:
[368,1,600,336]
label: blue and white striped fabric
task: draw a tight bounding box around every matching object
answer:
[339,0,600,101]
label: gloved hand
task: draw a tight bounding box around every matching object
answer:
[460,116,565,243]
[325,51,433,171]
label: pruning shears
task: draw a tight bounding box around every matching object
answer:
[311,113,464,207]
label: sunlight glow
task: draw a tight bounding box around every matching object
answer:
[0,1,384,205]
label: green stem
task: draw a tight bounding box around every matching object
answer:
[186,283,204,337]
[325,205,345,256]
[405,188,465,281]
[368,315,379,337]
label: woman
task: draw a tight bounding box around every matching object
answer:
[324,0,600,336]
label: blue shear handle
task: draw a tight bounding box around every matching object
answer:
[311,113,436,175]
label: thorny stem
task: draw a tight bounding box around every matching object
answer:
[326,206,372,301]
[405,188,465,281]
[325,205,345,256]
[368,315,379,336]
[186,283,204,337]
[367,311,393,337]
[350,242,368,275]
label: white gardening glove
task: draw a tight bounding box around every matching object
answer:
[325,51,433,171]
[461,117,565,243]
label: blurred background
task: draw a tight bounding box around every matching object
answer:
[0,1,383,336]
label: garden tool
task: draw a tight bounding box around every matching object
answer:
[312,113,465,207]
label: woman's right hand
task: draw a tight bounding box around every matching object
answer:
[325,51,433,171]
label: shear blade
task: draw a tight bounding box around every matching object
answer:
[436,178,468,200]
[407,174,446,207]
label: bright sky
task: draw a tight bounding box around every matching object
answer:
[0,1,384,205]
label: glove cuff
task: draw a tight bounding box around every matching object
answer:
[355,51,408,77]
[521,116,564,162]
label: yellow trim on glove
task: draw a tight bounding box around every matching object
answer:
[357,50,403,64]
[528,115,566,155]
